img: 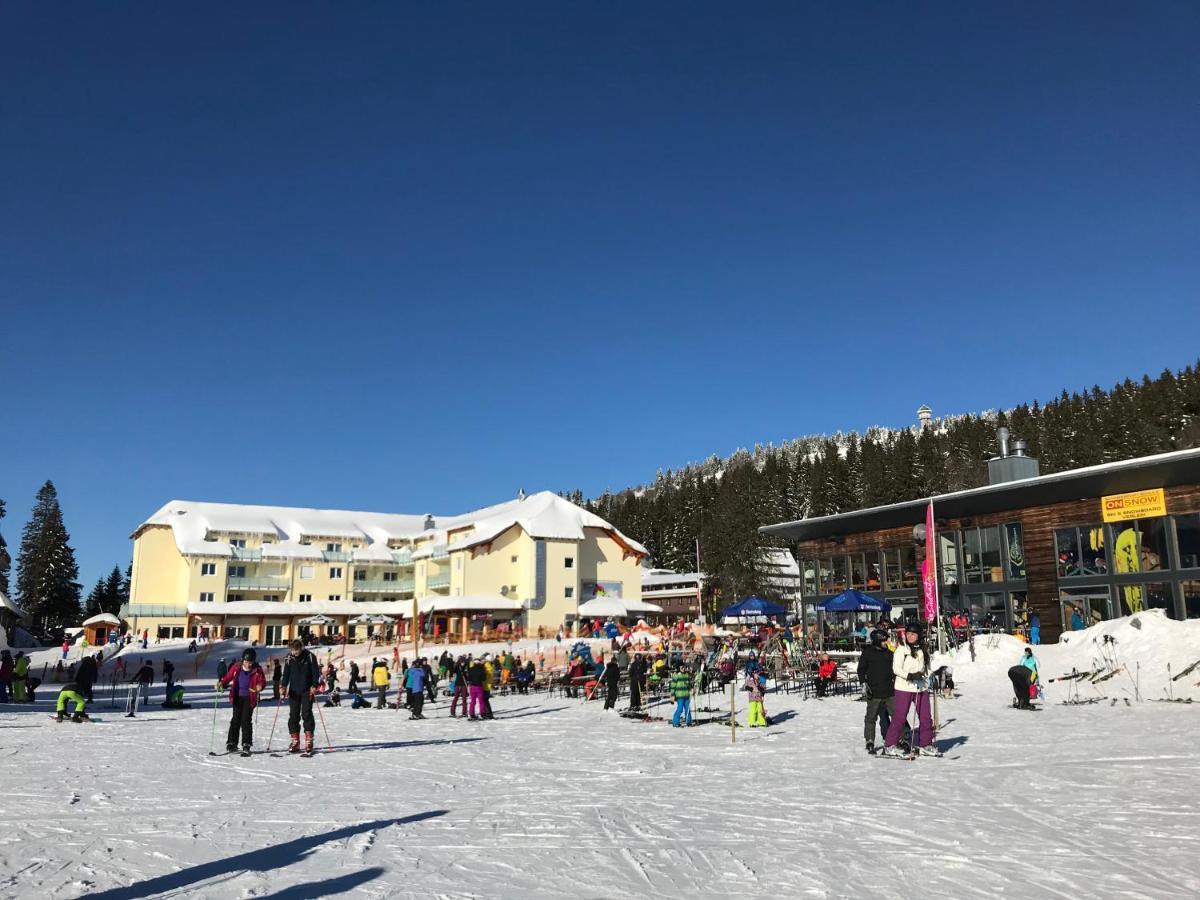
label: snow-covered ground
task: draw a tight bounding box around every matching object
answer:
[1,614,1198,899]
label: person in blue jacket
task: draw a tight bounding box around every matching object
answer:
[1021,647,1039,679]
[1029,614,1041,645]
[405,658,427,719]
[1070,608,1085,631]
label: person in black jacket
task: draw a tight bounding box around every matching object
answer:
[601,657,620,710]
[856,630,895,754]
[627,654,647,711]
[76,653,99,703]
[281,638,321,754]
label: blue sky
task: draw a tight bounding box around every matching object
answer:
[2,2,1198,591]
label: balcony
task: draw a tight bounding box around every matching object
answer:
[230,546,263,561]
[391,549,414,566]
[227,576,290,592]
[431,545,449,560]
[353,577,415,594]
[427,573,451,590]
[322,550,352,562]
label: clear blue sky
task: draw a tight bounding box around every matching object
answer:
[2,2,1198,591]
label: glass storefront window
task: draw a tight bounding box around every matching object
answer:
[1177,515,1200,570]
[964,529,983,582]
[938,532,959,586]
[831,556,848,593]
[1005,523,1026,579]
[1056,525,1107,577]
[819,559,835,594]
[900,546,918,589]
[802,559,818,597]
[866,553,883,591]
[1061,586,1111,631]
[1113,519,1169,576]
[980,591,1007,630]
[1056,528,1081,576]
[980,526,1003,582]
[882,549,901,590]
[1140,582,1177,620]
[1183,581,1200,619]
[850,554,866,590]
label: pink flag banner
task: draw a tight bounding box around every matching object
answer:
[922,501,938,622]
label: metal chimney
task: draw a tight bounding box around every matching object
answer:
[1012,439,1028,457]
[996,427,1010,458]
[423,514,435,531]
[988,432,1039,484]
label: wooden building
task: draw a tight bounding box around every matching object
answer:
[761,444,1200,644]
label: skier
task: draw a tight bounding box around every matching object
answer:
[270,658,282,701]
[881,624,940,758]
[217,649,266,755]
[449,655,469,718]
[61,639,70,661]
[481,654,495,719]
[467,655,486,721]
[601,655,620,710]
[670,664,693,727]
[743,669,767,727]
[346,660,360,696]
[406,657,427,719]
[12,652,28,702]
[424,657,437,703]
[627,653,647,711]
[372,658,390,708]
[281,638,321,755]
[857,629,895,754]
[54,680,90,722]
[1029,614,1041,646]
[130,659,155,706]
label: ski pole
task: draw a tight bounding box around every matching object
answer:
[207,685,221,756]
[315,697,334,752]
[265,698,281,752]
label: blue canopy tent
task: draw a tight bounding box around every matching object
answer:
[817,590,892,613]
[719,596,789,622]
[815,590,891,650]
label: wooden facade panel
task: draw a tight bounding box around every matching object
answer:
[795,485,1200,644]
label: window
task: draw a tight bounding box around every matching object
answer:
[1057,525,1107,577]
[300,565,314,580]
[201,563,217,576]
[1112,519,1169,574]
[865,553,882,590]
[1183,581,1200,619]
[227,593,244,603]
[564,557,574,569]
[819,558,837,594]
[329,567,343,579]
[228,565,246,579]
[199,592,214,603]
[328,594,342,602]
[565,587,574,599]
[1176,515,1200,570]
[383,571,398,582]
[1131,582,1176,619]
[298,593,312,603]
[882,550,902,591]
[938,533,959,586]
[262,594,280,603]
[831,556,848,592]
[849,554,866,590]
[900,546,918,588]
[355,569,367,581]
[511,555,519,563]
[326,542,342,553]
[230,539,246,548]
[802,559,818,596]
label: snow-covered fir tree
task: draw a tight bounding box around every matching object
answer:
[15,481,82,632]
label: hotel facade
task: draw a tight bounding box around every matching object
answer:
[122,491,647,644]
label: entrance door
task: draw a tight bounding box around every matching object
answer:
[264,625,283,646]
[1060,586,1111,632]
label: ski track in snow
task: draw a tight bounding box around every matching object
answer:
[1,622,1198,898]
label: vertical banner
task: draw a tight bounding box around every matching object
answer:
[922,501,938,623]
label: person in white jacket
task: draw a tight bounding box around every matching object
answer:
[881,624,940,758]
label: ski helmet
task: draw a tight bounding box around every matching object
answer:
[869,629,888,646]
[242,648,257,663]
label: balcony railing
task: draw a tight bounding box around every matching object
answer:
[431,545,449,560]
[391,549,414,566]
[427,574,451,590]
[322,551,352,562]
[227,576,290,591]
[230,546,263,561]
[352,578,415,594]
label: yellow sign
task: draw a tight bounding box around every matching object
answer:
[1101,488,1166,523]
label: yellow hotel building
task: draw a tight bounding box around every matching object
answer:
[123,491,647,645]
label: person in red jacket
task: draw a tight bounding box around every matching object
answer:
[816,654,838,699]
[217,648,266,756]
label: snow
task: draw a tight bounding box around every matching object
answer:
[1,614,1198,898]
[80,613,122,628]
[0,589,27,618]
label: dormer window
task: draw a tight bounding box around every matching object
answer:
[230,539,246,548]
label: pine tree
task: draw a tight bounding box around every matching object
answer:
[0,498,10,597]
[15,481,82,633]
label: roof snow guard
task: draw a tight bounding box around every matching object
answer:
[135,491,647,560]
[760,447,1200,543]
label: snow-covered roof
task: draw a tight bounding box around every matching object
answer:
[641,570,703,587]
[137,492,647,560]
[81,613,121,627]
[0,590,26,619]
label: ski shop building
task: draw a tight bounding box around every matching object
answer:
[760,440,1200,644]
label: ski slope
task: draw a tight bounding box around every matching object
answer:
[0,613,1197,899]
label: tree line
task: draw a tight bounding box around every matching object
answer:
[0,481,128,637]
[571,362,1200,610]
